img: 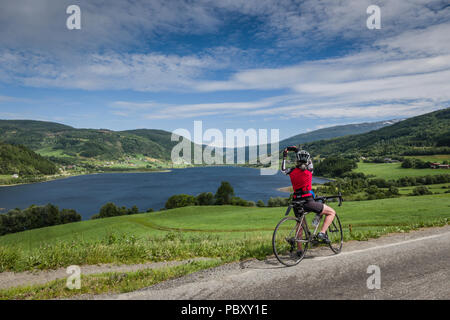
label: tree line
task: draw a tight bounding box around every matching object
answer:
[164,181,257,209]
[0,204,81,236]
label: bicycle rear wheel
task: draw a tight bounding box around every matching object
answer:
[327,213,343,253]
[272,216,309,266]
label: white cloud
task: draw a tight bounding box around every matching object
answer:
[0,51,223,91]
[1,1,449,122]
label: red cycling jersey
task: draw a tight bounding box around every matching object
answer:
[288,167,312,197]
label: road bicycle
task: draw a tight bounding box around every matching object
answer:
[272,193,344,266]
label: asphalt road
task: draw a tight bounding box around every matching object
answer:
[96,225,450,300]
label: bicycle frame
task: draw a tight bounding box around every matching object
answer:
[285,193,343,242]
[272,193,344,266]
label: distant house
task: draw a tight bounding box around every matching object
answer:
[430,162,449,169]
[12,174,19,178]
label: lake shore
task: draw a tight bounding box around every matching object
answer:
[0,169,172,188]
[277,186,293,193]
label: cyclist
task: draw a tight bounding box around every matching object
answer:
[281,146,336,250]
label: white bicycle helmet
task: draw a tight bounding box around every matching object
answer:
[296,150,311,164]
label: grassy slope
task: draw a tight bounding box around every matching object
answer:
[2,194,449,252]
[353,161,450,179]
[303,108,450,157]
[1,195,448,298]
[0,120,176,162]
[279,120,397,147]
[404,155,450,163]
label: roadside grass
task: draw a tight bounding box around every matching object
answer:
[0,259,223,300]
[1,194,449,274]
[353,162,449,179]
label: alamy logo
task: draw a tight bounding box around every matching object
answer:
[66,265,81,290]
[66,5,81,30]
[366,5,381,30]
[367,265,381,289]
[171,121,280,175]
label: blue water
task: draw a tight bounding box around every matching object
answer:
[0,166,328,220]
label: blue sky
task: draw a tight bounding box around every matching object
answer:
[0,0,449,145]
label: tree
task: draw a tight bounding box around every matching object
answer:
[196,192,215,206]
[314,157,357,177]
[388,186,399,196]
[401,158,414,168]
[256,200,265,207]
[98,202,120,218]
[165,194,196,209]
[214,181,235,205]
[129,205,139,215]
[411,186,432,196]
[60,209,82,223]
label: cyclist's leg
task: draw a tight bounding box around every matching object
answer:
[293,207,304,250]
[320,204,336,234]
[296,221,303,251]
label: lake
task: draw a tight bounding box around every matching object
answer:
[0,166,329,220]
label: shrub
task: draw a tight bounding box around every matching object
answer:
[256,200,265,207]
[401,158,414,168]
[388,186,399,195]
[98,202,120,218]
[94,203,140,219]
[410,186,432,196]
[165,194,196,209]
[267,197,289,207]
[196,192,215,206]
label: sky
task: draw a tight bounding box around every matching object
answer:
[0,0,449,146]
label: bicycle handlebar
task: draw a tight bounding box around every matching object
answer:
[317,192,343,206]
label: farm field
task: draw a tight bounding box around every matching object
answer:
[404,155,450,163]
[353,161,449,180]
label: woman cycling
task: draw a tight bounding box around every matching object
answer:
[281,146,336,245]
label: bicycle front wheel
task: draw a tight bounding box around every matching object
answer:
[272,216,309,266]
[327,213,343,254]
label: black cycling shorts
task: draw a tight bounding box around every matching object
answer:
[302,196,324,214]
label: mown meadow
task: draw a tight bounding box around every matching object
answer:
[1,193,449,273]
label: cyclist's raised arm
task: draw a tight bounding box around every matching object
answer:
[281,146,297,175]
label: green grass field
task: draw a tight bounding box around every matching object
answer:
[404,155,450,163]
[353,162,449,179]
[396,183,450,195]
[1,194,449,273]
[1,193,449,299]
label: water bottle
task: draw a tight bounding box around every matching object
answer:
[312,213,321,227]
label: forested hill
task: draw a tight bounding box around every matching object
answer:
[0,142,58,175]
[303,108,450,157]
[0,120,184,161]
[279,119,400,147]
